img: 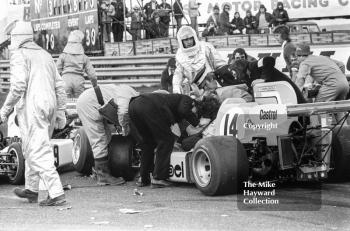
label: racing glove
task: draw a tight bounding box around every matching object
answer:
[55,110,67,129]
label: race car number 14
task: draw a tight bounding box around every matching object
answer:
[220,108,244,137]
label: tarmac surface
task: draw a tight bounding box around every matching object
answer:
[0,171,350,231]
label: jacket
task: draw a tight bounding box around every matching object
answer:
[158,2,171,24]
[207,13,220,27]
[144,1,158,20]
[141,93,199,126]
[282,41,296,71]
[255,12,274,28]
[219,11,232,34]
[243,15,256,30]
[130,11,145,30]
[272,4,289,26]
[56,53,97,82]
[0,41,66,131]
[173,0,184,18]
[231,17,245,32]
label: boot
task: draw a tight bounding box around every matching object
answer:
[39,194,66,206]
[151,179,173,188]
[94,158,125,186]
[13,188,38,203]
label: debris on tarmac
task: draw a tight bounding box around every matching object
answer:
[92,221,110,225]
[119,208,141,214]
[63,184,72,191]
[144,224,153,228]
[57,206,72,211]
[90,217,95,220]
[221,214,229,217]
[133,189,144,196]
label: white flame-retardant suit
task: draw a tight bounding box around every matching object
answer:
[172,26,226,94]
[0,21,67,199]
[76,84,139,159]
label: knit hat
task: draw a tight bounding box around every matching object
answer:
[213,5,219,11]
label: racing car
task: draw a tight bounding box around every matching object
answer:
[72,81,350,196]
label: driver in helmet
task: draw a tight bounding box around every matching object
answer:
[172,26,226,94]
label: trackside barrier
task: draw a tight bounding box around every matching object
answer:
[0,54,174,92]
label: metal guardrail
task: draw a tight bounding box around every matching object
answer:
[0,55,174,92]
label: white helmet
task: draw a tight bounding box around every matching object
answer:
[5,20,33,49]
[177,26,200,57]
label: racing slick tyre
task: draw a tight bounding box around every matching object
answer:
[109,135,136,181]
[7,142,25,185]
[72,127,94,175]
[328,125,350,182]
[191,136,249,196]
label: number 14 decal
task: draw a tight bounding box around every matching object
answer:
[224,113,238,136]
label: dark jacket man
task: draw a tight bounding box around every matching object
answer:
[111,0,127,42]
[129,93,199,186]
[173,0,184,31]
[243,10,257,34]
[219,8,233,35]
[144,0,159,38]
[255,4,274,30]
[158,0,171,36]
[272,2,289,26]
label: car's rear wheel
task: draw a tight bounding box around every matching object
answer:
[192,136,249,196]
[7,142,25,185]
[72,127,94,175]
[109,135,138,181]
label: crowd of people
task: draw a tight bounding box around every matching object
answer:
[99,0,185,41]
[202,2,289,37]
[99,0,292,41]
[2,4,348,205]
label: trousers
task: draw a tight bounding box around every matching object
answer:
[128,96,175,180]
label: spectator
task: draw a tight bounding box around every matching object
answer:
[202,21,221,37]
[230,12,245,34]
[219,3,234,35]
[274,25,296,78]
[228,47,257,65]
[130,5,145,40]
[294,44,348,103]
[148,12,167,38]
[161,57,176,92]
[243,10,257,34]
[173,0,184,31]
[207,4,220,29]
[111,0,128,42]
[255,4,274,34]
[273,2,289,26]
[158,0,171,37]
[101,0,116,42]
[188,0,200,34]
[144,0,159,39]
